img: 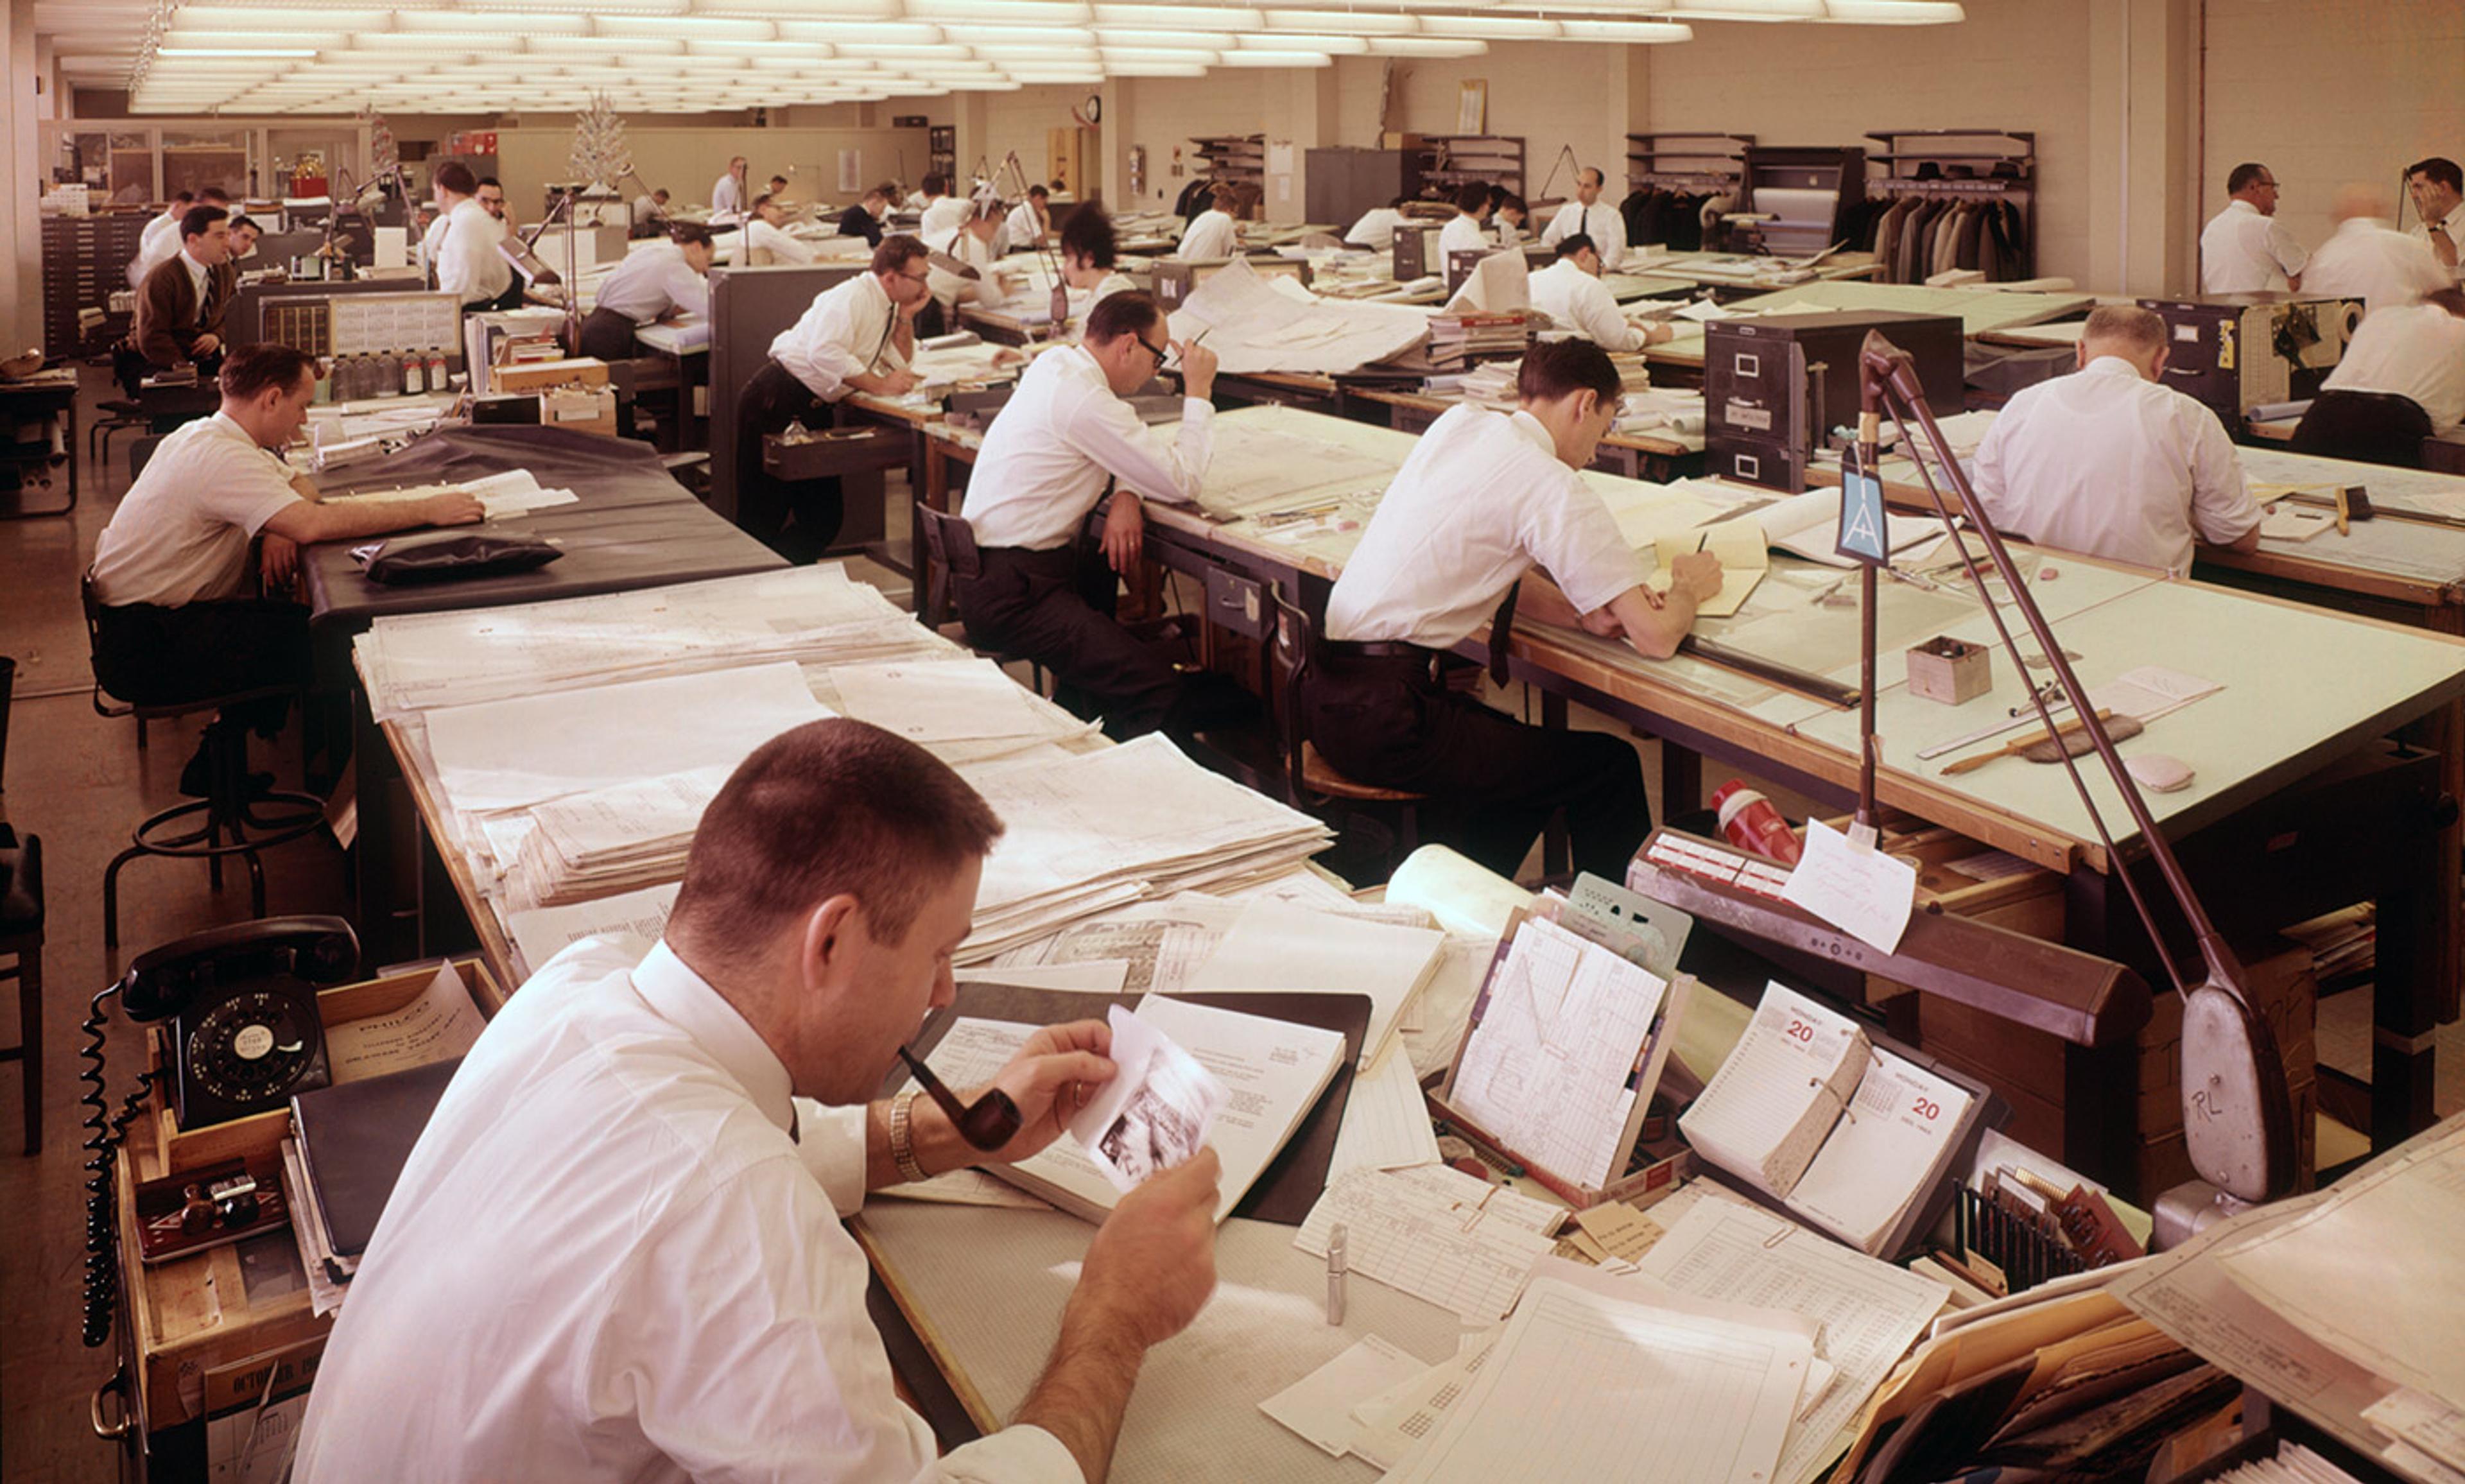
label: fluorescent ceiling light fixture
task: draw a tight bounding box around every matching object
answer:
[1093,4,1263,29]
[1665,0,1822,18]
[460,0,690,12]
[1234,31,1368,53]
[524,36,677,54]
[1560,19,1693,40]
[906,0,1091,20]
[597,15,777,39]
[1100,45,1225,63]
[1260,8,1418,33]
[777,20,944,43]
[1100,58,1202,74]
[1419,15,1560,37]
[1092,27,1238,47]
[1215,47,1333,65]
[960,26,1100,46]
[680,38,831,54]
[699,0,897,13]
[1819,1,1963,20]
[1362,37,1485,55]
[155,45,316,56]
[390,10,587,32]
[165,6,394,31]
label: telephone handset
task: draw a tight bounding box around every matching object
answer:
[82,917,359,1348]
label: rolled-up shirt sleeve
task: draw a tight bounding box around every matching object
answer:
[2186,408,2263,547]
[1064,393,1214,506]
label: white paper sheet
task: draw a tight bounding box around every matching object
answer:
[324,963,485,1083]
[826,658,1045,742]
[1257,1334,1428,1458]
[1331,1045,1442,1177]
[1786,1051,1975,1252]
[1781,820,1917,953]
[1185,900,1444,1067]
[504,881,677,981]
[1166,256,1431,375]
[1072,1003,1229,1191]
[1294,1165,1559,1323]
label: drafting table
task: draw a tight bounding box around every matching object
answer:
[1344,384,1703,483]
[1647,280,2095,372]
[920,404,2465,1178]
[0,369,79,517]
[1632,248,1882,295]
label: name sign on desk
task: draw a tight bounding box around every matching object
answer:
[1781,820,1917,953]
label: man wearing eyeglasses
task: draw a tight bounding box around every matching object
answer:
[736,235,930,562]
[956,291,1223,739]
[2200,162,2307,293]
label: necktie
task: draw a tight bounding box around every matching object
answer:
[867,299,897,373]
[2434,220,2459,270]
[1486,579,1522,687]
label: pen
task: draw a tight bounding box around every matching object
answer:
[1326,1223,1347,1325]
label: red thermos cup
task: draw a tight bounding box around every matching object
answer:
[1712,780,1803,867]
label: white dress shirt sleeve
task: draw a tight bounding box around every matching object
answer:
[1568,273,1645,352]
[437,203,510,301]
[1066,390,1215,506]
[1525,476,1650,616]
[790,1100,869,1217]
[2267,216,2310,279]
[2183,405,2263,548]
[773,279,899,401]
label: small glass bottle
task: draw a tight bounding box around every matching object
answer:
[426,348,447,393]
[403,349,426,395]
[375,350,402,397]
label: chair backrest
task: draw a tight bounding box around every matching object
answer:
[914,503,979,627]
[80,571,133,721]
[1266,584,1315,804]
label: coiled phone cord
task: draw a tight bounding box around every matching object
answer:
[81,985,157,1349]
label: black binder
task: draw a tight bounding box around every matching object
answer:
[291,1055,463,1259]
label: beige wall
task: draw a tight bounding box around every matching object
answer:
[493,125,932,216]
[1333,43,1639,208]
[2201,0,2465,250]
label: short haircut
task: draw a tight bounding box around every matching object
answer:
[433,161,478,196]
[2226,162,2272,194]
[2409,157,2464,194]
[922,172,948,196]
[1554,233,1596,261]
[198,187,230,205]
[752,192,779,212]
[1578,166,1605,189]
[1060,203,1118,269]
[1455,182,1492,214]
[872,233,928,275]
[476,176,502,191]
[1209,182,1238,207]
[220,342,318,402]
[1498,194,1527,216]
[1518,337,1621,407]
[670,222,716,250]
[871,180,898,200]
[2081,304,2167,358]
[1084,289,1161,347]
[229,214,260,235]
[768,175,788,187]
[653,189,670,201]
[170,191,195,206]
[1028,184,1049,200]
[668,718,1003,951]
[180,204,229,240]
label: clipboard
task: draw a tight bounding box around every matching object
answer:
[893,981,1371,1226]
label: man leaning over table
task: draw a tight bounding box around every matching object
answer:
[293,717,1221,1484]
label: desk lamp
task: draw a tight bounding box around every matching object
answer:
[1852,330,2296,1243]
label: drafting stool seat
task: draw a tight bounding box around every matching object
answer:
[914,503,1050,695]
[80,579,327,949]
[1267,588,1424,858]
[0,829,44,1153]
[89,398,150,490]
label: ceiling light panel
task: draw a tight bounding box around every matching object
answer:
[1093,4,1263,29]
[1559,19,1694,41]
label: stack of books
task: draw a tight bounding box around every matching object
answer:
[1424,311,1530,370]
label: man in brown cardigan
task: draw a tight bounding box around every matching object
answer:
[123,204,239,392]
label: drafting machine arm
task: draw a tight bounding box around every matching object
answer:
[1853,330,2296,1232]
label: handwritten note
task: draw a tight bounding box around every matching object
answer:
[1781,820,1917,953]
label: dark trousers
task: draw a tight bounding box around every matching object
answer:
[577,306,640,362]
[92,598,312,738]
[1305,651,1650,882]
[956,542,1182,739]
[2291,390,2434,469]
[735,361,844,564]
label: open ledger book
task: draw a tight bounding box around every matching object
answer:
[1679,981,1985,1257]
[909,994,1349,1224]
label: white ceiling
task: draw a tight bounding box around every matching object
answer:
[37,0,1965,115]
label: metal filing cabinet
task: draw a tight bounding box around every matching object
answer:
[1706,309,1964,491]
[43,212,149,360]
[2138,293,2366,431]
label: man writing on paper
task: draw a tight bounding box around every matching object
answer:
[1971,305,2262,573]
[1177,183,1241,261]
[957,291,1231,741]
[1007,184,1054,252]
[295,718,1222,1484]
[2200,162,2307,293]
[737,234,931,562]
[87,345,482,797]
[578,223,715,361]
[1541,166,1628,272]
[1530,236,1675,353]
[1307,339,1721,882]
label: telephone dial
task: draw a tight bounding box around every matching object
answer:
[82,917,358,1347]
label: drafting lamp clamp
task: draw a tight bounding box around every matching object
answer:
[1852,330,2296,1241]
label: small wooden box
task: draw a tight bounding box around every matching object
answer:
[541,385,619,437]
[490,355,610,393]
[1907,635,1992,705]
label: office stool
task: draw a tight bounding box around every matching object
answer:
[100,693,326,949]
[89,400,150,489]
[915,503,1050,695]
[0,830,44,1154]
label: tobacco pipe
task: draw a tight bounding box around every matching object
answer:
[897,1046,1023,1151]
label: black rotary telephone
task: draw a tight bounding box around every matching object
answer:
[82,917,358,1347]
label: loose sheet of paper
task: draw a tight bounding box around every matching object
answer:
[1448,916,1668,1189]
[504,881,677,980]
[1184,900,1444,1067]
[1072,1005,1229,1191]
[1331,1045,1442,1177]
[324,962,485,1083]
[826,659,1044,742]
[1295,1165,1560,1322]
[1638,1198,1951,1484]
[1349,1329,1505,1471]
[1651,515,1769,617]
[1388,1276,1812,1484]
[1782,820,1917,953]
[1257,1335,1429,1458]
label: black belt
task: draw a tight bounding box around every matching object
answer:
[1322,639,1433,660]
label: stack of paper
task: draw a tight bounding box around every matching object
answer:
[1183,900,1444,1069]
[1164,256,1431,375]
[957,737,1333,961]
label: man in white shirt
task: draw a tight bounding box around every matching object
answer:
[1007,184,1053,251]
[474,175,516,239]
[737,234,931,561]
[128,191,194,289]
[632,187,670,231]
[1310,339,1720,881]
[295,718,1222,1484]
[89,344,481,794]
[1437,182,1494,266]
[579,223,716,361]
[1176,184,1241,261]
[2304,183,2448,316]
[1058,206,1137,335]
[1541,166,1628,272]
[1530,236,1675,354]
[1492,191,1529,247]
[2200,162,2307,293]
[927,199,1017,324]
[430,160,516,311]
[2406,156,2465,282]
[1972,306,2262,573]
[744,192,820,266]
[2291,288,2465,465]
[711,155,748,220]
[1344,198,1412,252]
[919,173,969,241]
[958,291,1224,739]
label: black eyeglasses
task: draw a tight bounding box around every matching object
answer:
[1134,336,1169,367]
